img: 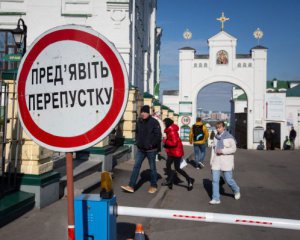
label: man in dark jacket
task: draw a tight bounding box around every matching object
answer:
[121,105,162,194]
[289,126,297,150]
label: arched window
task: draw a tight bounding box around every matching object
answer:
[180,126,190,141]
[204,63,208,68]
[248,63,252,67]
[199,63,202,68]
[216,50,228,64]
[243,63,247,67]
[237,63,241,68]
[194,63,197,68]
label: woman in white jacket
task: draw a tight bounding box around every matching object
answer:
[209,121,241,204]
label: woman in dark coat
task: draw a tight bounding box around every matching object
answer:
[162,118,194,191]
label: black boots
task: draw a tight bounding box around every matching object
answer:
[161,180,173,190]
[187,178,195,191]
[162,177,194,191]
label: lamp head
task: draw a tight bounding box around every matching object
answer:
[12,18,27,49]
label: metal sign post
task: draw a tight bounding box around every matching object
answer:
[66,152,75,239]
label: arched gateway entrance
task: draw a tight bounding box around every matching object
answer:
[177,30,267,149]
[197,81,249,149]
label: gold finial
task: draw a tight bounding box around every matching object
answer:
[183,29,192,40]
[253,28,264,45]
[216,12,230,31]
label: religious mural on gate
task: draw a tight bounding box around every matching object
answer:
[216,50,228,64]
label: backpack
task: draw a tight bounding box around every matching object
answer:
[193,125,204,141]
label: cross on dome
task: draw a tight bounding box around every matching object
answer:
[216,12,230,31]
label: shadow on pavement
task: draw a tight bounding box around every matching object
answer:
[203,178,212,198]
[203,177,235,199]
[135,169,162,190]
[219,176,234,198]
[187,159,201,169]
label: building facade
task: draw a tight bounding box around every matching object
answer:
[163,28,300,149]
[0,0,161,95]
[0,0,162,211]
[171,30,267,149]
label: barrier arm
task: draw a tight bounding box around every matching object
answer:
[117,206,300,231]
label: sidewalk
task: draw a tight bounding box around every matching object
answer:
[2,148,300,240]
[0,146,195,240]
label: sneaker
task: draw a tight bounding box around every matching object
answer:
[234,192,241,200]
[121,185,134,193]
[148,186,157,194]
[209,199,221,205]
[199,162,205,168]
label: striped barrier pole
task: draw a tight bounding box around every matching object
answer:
[117,206,300,230]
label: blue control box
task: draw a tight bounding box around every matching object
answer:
[74,194,117,240]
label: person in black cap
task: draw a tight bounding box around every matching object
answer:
[121,105,162,194]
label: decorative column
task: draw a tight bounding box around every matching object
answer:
[168,110,174,119]
[122,86,139,144]
[161,105,169,120]
[173,113,179,125]
[5,80,54,175]
[143,92,154,110]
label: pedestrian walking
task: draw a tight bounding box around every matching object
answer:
[189,117,209,168]
[161,118,194,191]
[208,129,216,147]
[121,105,162,194]
[209,121,240,204]
[289,126,297,150]
[263,126,275,150]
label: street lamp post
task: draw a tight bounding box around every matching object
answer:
[0,18,27,56]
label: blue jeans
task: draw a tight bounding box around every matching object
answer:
[193,144,206,165]
[212,170,240,201]
[129,149,158,188]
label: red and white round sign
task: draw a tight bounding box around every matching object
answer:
[181,115,191,125]
[17,25,129,152]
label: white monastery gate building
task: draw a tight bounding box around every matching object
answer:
[165,14,300,150]
[171,16,269,149]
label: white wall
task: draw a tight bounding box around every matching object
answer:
[286,97,300,149]
[162,95,179,113]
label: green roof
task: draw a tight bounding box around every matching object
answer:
[153,100,161,106]
[286,84,300,97]
[266,80,289,90]
[143,92,154,99]
[236,93,247,101]
[1,69,18,80]
[129,84,137,90]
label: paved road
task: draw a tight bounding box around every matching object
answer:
[1,147,300,240]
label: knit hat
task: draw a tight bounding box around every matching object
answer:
[140,105,150,113]
[163,118,174,129]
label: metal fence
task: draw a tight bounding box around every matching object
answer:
[0,80,21,199]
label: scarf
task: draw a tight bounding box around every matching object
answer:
[215,131,234,150]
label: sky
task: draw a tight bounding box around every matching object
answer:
[157,0,300,111]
